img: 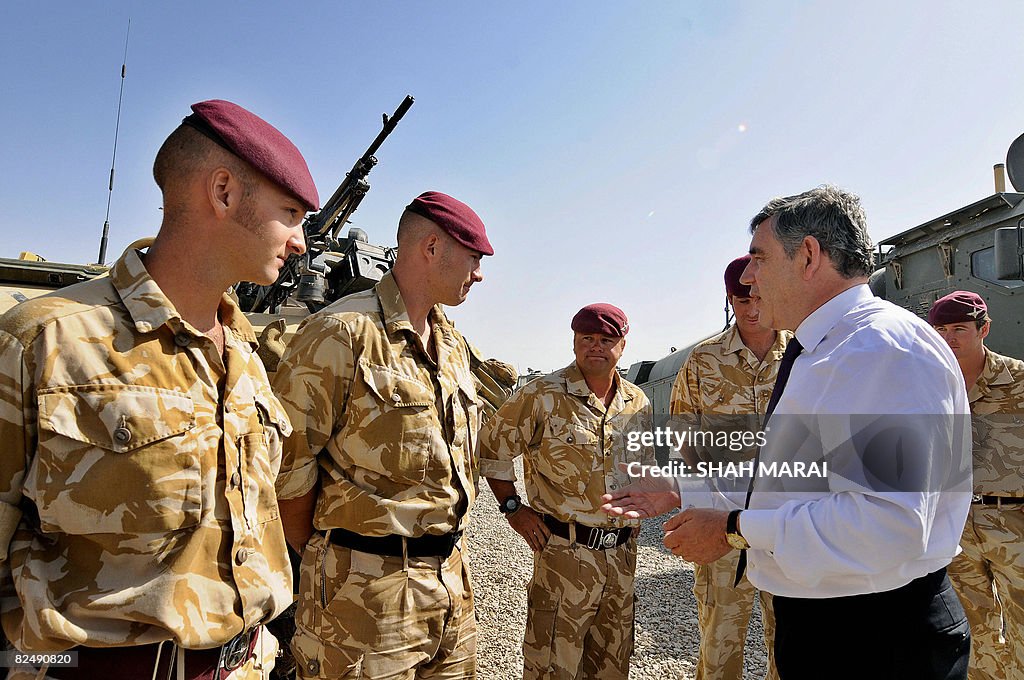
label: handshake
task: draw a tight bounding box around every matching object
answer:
[601,464,738,565]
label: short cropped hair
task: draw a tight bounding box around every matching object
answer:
[749,185,874,278]
[396,209,436,247]
[153,124,256,197]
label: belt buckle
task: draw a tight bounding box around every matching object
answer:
[218,628,254,673]
[585,527,617,550]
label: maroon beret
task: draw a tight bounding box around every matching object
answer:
[725,254,752,298]
[184,100,319,212]
[928,291,989,326]
[406,191,493,256]
[571,303,629,337]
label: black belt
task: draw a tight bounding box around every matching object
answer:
[49,626,259,680]
[972,495,1024,506]
[327,527,462,557]
[542,515,632,550]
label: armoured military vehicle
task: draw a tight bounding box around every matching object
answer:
[628,133,1024,418]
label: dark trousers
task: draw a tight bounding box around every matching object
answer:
[772,568,970,680]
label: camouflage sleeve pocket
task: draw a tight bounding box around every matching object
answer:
[30,385,200,535]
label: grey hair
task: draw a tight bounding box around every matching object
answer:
[749,185,874,278]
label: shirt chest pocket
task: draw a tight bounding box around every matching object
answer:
[353,361,437,485]
[451,375,480,453]
[238,390,292,528]
[30,385,199,536]
[536,415,598,497]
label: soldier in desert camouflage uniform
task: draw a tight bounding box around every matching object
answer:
[273,191,491,679]
[930,291,1024,680]
[669,255,789,680]
[0,100,316,678]
[480,303,654,680]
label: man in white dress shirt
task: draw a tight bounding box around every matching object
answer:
[604,186,973,679]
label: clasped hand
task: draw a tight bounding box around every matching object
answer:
[600,465,733,564]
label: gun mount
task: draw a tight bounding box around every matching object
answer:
[236,95,413,315]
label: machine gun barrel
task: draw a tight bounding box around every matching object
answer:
[307,95,415,243]
[241,95,414,314]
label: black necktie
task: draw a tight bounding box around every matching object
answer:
[735,336,803,586]
[762,336,804,426]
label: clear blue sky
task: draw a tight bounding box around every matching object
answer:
[3,1,1024,373]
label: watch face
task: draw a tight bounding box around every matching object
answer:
[726,533,750,550]
[501,496,521,514]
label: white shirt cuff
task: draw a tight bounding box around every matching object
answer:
[738,508,777,551]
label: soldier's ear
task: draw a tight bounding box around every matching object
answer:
[422,232,442,261]
[208,167,241,219]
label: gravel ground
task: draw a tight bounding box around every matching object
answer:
[467,481,770,680]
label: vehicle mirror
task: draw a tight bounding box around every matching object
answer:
[994,223,1024,280]
[1008,132,1024,192]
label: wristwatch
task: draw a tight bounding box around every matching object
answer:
[725,509,750,550]
[499,494,522,515]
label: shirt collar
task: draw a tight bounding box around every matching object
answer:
[794,284,873,354]
[376,270,447,335]
[565,362,593,397]
[767,329,790,361]
[111,248,256,346]
[564,361,630,413]
[377,270,413,333]
[375,270,456,368]
[724,324,789,364]
[721,325,746,355]
[973,347,1016,396]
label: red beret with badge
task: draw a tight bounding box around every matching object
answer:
[571,303,629,337]
[184,99,320,212]
[927,290,989,325]
[725,254,752,298]
[405,191,493,256]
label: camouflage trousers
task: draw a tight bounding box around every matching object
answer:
[523,531,636,680]
[693,548,777,680]
[290,531,476,680]
[947,503,1024,680]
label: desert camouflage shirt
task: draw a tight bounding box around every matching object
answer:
[670,325,791,445]
[0,249,293,652]
[479,363,654,528]
[969,348,1024,497]
[273,271,479,537]
[669,326,790,505]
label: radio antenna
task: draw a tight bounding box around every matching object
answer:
[96,18,130,266]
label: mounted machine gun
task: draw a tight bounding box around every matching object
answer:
[236,95,414,315]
